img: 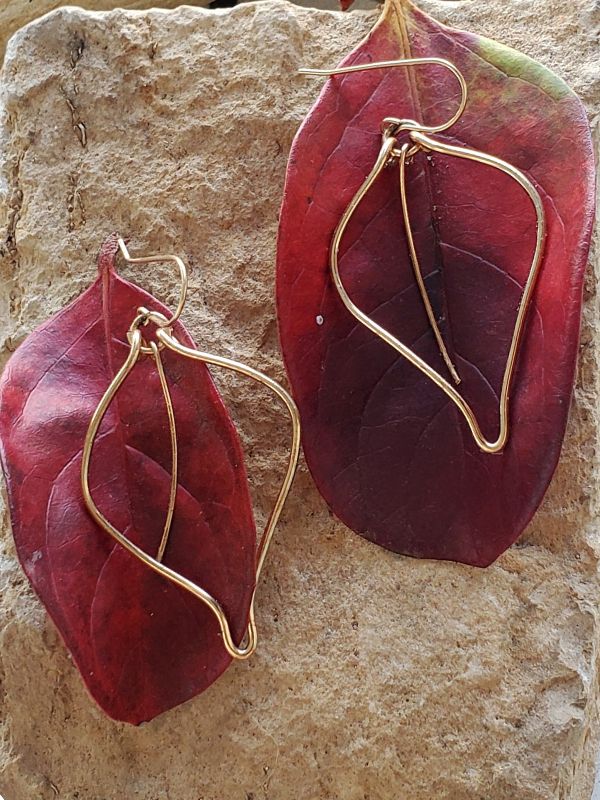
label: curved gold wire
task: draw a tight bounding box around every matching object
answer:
[299,58,468,135]
[81,329,255,658]
[302,58,546,453]
[155,328,301,582]
[118,237,188,327]
[81,257,301,660]
[301,58,468,386]
[329,131,545,454]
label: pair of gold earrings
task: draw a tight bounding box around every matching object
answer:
[1,17,566,720]
[80,57,544,662]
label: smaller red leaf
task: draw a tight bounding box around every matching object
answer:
[0,234,257,723]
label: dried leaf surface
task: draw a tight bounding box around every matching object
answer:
[276,0,595,565]
[0,235,256,723]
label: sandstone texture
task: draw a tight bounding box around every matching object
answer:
[0,1,599,798]
[0,1,211,63]
[0,0,378,62]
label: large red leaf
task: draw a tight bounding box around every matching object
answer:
[0,234,256,723]
[277,0,595,566]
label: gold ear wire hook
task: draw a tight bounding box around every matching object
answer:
[299,58,468,135]
[117,237,188,327]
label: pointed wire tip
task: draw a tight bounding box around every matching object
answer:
[441,352,461,386]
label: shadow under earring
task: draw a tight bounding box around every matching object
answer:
[0,233,300,724]
[276,0,594,567]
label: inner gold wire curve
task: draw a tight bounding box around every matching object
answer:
[150,341,178,563]
[396,143,461,386]
[81,253,301,660]
[303,59,546,454]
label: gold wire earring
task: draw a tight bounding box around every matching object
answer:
[301,58,546,454]
[81,238,301,660]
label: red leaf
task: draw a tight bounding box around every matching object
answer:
[276,0,595,566]
[0,234,256,723]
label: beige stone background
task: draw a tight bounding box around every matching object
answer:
[0,0,377,60]
[0,1,209,61]
[0,0,599,798]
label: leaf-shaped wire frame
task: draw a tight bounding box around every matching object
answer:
[81,239,301,659]
[301,59,546,454]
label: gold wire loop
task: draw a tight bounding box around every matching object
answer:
[82,248,301,659]
[303,58,546,453]
[300,57,468,135]
[140,308,170,328]
[127,306,173,354]
[331,125,545,454]
[117,237,188,327]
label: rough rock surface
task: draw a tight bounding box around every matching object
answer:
[0,1,598,798]
[0,1,211,63]
[0,0,378,62]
